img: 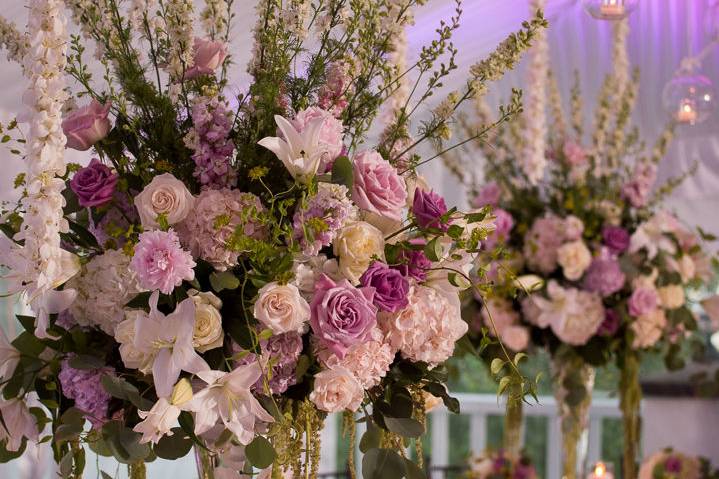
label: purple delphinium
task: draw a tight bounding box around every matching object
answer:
[234,332,303,395]
[359,261,410,313]
[186,96,236,188]
[583,253,626,297]
[412,188,449,231]
[58,356,113,428]
[292,184,356,255]
[602,226,630,254]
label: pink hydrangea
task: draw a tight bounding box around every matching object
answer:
[523,215,566,274]
[291,107,344,173]
[379,285,468,365]
[178,188,267,270]
[130,230,195,294]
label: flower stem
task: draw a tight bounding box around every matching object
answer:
[619,350,641,479]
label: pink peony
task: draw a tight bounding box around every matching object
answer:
[628,287,658,317]
[309,366,364,413]
[472,182,501,208]
[309,274,378,358]
[130,230,196,294]
[62,99,112,151]
[352,150,407,222]
[185,37,227,79]
[178,188,267,270]
[380,285,468,365]
[291,106,344,172]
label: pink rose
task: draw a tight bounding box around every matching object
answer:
[628,287,658,317]
[253,282,310,334]
[309,274,377,358]
[309,366,364,413]
[185,37,228,79]
[352,150,407,222]
[62,99,111,151]
[134,173,194,229]
[291,107,345,172]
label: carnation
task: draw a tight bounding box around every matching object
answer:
[380,285,468,365]
[130,229,196,294]
[67,249,145,335]
[59,356,113,428]
[179,188,267,270]
[318,327,394,389]
[293,183,357,255]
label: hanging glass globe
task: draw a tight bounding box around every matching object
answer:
[583,0,639,20]
[662,73,715,125]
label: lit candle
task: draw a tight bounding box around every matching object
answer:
[600,0,625,17]
[676,99,698,124]
[588,462,615,479]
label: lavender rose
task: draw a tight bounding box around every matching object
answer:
[185,37,227,79]
[359,261,409,313]
[352,150,407,222]
[412,188,449,231]
[602,225,630,254]
[69,158,118,207]
[628,287,658,317]
[309,274,377,358]
[62,99,112,151]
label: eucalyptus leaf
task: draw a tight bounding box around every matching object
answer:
[154,428,193,460]
[209,271,240,292]
[362,448,406,479]
[245,435,275,469]
[330,156,354,190]
[490,358,505,376]
[359,422,381,453]
[383,417,425,438]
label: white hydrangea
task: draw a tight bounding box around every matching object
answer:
[67,250,146,335]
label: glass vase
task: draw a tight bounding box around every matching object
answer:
[619,350,641,479]
[552,352,595,479]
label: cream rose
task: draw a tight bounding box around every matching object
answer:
[333,221,385,284]
[189,290,224,352]
[309,366,364,413]
[658,284,685,310]
[631,309,667,349]
[253,282,310,334]
[115,311,152,373]
[557,240,592,281]
[134,173,194,229]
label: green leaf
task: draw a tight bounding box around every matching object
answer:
[359,422,381,453]
[383,417,425,438]
[68,354,105,370]
[125,292,152,309]
[330,156,354,190]
[423,237,442,262]
[154,428,193,460]
[245,435,275,469]
[209,271,240,292]
[362,448,406,479]
[513,353,527,366]
[490,358,505,376]
[11,332,46,357]
[0,438,26,463]
[16,315,36,333]
[497,376,511,397]
[100,375,152,410]
[403,458,427,479]
[101,421,151,464]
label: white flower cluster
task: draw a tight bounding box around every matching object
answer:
[15,0,79,337]
[129,0,163,39]
[200,0,229,39]
[0,16,29,65]
[521,0,548,184]
[67,250,146,335]
[163,0,195,84]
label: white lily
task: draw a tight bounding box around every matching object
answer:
[187,362,274,445]
[0,398,39,451]
[0,329,20,383]
[133,378,194,444]
[134,292,209,398]
[258,115,326,184]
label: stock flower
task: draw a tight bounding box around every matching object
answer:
[483,208,514,250]
[134,173,194,229]
[0,398,38,451]
[352,150,407,222]
[628,287,658,317]
[0,329,19,382]
[292,107,344,172]
[258,115,326,184]
[130,230,196,295]
[69,159,118,207]
[133,292,209,397]
[309,366,364,413]
[185,95,236,188]
[62,99,111,151]
[412,188,449,231]
[333,221,385,284]
[309,274,377,358]
[189,290,224,353]
[179,188,267,271]
[631,309,667,349]
[602,225,630,254]
[292,183,357,255]
[523,215,565,274]
[359,261,409,313]
[562,141,586,166]
[622,162,657,208]
[253,282,311,334]
[184,37,227,79]
[233,331,303,395]
[380,285,468,365]
[186,363,274,445]
[557,240,591,281]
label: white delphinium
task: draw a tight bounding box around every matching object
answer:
[0,16,29,65]
[14,0,80,338]
[201,0,229,39]
[520,0,548,184]
[162,0,195,94]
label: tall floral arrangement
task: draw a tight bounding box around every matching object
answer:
[0,1,545,477]
[443,19,717,479]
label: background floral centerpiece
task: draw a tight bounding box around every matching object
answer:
[0,0,545,477]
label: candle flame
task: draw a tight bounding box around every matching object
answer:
[594,462,607,477]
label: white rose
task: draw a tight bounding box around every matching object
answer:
[557,240,592,281]
[134,173,194,229]
[333,221,385,284]
[189,290,224,353]
[658,284,685,310]
[253,282,310,334]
